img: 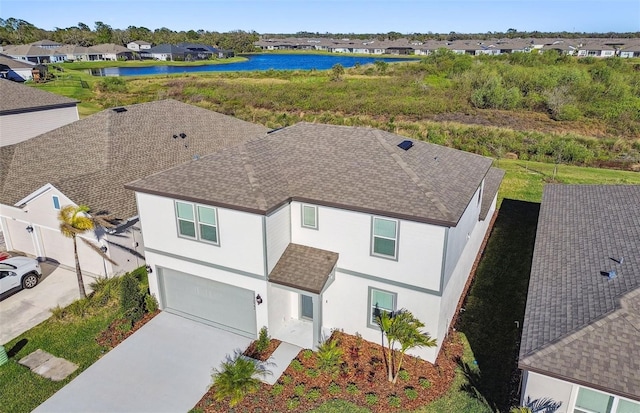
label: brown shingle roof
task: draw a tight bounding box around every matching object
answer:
[0,79,78,114]
[480,167,504,220]
[519,184,640,401]
[0,99,269,219]
[269,243,339,294]
[127,123,495,226]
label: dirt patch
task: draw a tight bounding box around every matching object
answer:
[95,311,159,350]
[196,330,464,412]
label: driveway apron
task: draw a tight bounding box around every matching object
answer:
[34,311,251,413]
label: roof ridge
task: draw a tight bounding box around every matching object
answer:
[371,129,452,221]
[239,145,268,211]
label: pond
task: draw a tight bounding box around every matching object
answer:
[87,54,417,76]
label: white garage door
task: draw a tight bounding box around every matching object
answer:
[158,268,257,338]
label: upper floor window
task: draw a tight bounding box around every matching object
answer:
[301,204,318,229]
[176,201,219,245]
[371,217,398,259]
[52,195,60,210]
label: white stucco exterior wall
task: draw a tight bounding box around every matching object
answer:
[290,202,446,291]
[136,192,265,276]
[265,203,291,273]
[0,106,79,147]
[521,371,573,413]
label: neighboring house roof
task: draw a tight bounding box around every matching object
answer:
[0,99,269,219]
[3,44,64,57]
[91,43,131,54]
[0,53,34,69]
[146,44,187,54]
[56,44,102,55]
[519,185,640,401]
[269,243,339,294]
[30,39,62,48]
[127,122,495,227]
[0,79,78,114]
[130,40,151,45]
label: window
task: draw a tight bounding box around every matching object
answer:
[52,195,60,210]
[197,205,218,244]
[301,204,318,229]
[176,202,196,238]
[176,201,220,245]
[372,217,398,259]
[368,287,396,328]
[574,387,613,413]
[617,399,640,413]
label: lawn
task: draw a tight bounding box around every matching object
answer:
[0,268,150,413]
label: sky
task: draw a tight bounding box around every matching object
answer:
[1,0,639,34]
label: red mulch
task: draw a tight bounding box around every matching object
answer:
[243,338,283,362]
[96,311,159,349]
[195,330,464,412]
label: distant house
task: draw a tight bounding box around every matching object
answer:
[2,44,66,64]
[0,53,35,81]
[126,40,152,51]
[0,100,268,278]
[91,43,134,61]
[30,39,62,50]
[141,44,188,61]
[56,45,102,62]
[620,41,640,58]
[0,79,79,146]
[519,185,640,411]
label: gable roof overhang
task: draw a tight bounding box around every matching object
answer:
[269,243,339,294]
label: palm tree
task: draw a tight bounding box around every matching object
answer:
[58,204,117,299]
[376,309,437,384]
[211,351,268,407]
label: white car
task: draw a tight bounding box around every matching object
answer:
[0,257,42,299]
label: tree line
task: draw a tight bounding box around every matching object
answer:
[0,18,259,52]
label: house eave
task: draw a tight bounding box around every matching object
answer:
[0,101,79,116]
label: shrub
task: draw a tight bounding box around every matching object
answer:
[306,387,321,401]
[317,338,343,373]
[255,326,270,354]
[293,383,305,397]
[388,394,401,408]
[281,374,293,385]
[328,382,341,395]
[211,352,266,407]
[366,393,379,405]
[95,77,128,93]
[271,383,284,396]
[286,397,300,410]
[50,305,66,320]
[67,298,90,317]
[419,377,431,389]
[405,387,418,400]
[398,369,410,381]
[301,349,314,360]
[346,383,359,395]
[144,294,159,313]
[306,368,320,378]
[290,359,304,371]
[120,273,144,323]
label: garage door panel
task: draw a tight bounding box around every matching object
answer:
[159,268,256,338]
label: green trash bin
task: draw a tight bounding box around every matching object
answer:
[0,345,8,367]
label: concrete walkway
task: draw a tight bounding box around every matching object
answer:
[34,312,251,413]
[263,341,302,385]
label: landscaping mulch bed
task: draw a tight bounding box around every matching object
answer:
[243,338,282,362]
[195,330,464,412]
[95,310,159,349]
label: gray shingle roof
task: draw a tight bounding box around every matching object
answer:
[0,99,268,219]
[127,123,495,226]
[519,184,640,401]
[480,167,504,220]
[0,79,78,114]
[0,53,34,69]
[269,243,339,294]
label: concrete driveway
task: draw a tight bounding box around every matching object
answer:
[0,261,95,344]
[34,312,251,413]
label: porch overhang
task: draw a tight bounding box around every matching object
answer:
[268,243,338,294]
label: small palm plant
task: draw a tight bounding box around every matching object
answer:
[58,204,117,298]
[211,351,269,407]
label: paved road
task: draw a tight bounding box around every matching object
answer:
[34,312,251,413]
[0,261,95,344]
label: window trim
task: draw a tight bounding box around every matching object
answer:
[301,204,318,230]
[175,201,220,246]
[370,216,399,260]
[52,195,60,210]
[367,286,397,329]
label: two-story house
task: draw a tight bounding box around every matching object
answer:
[126,123,503,362]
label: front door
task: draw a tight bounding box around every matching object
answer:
[301,294,313,320]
